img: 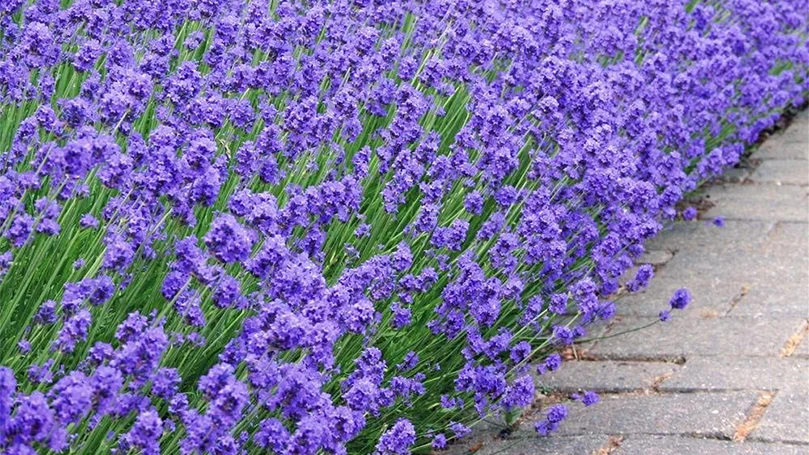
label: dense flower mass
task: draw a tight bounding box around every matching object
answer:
[0,0,807,453]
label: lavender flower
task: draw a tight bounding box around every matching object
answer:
[670,288,692,310]
[376,419,416,455]
[204,214,253,264]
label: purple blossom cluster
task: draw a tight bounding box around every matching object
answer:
[0,0,806,453]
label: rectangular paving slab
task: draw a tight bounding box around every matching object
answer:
[761,222,809,259]
[793,335,809,358]
[753,140,809,160]
[763,115,809,147]
[643,220,773,253]
[702,184,808,222]
[750,160,809,185]
[448,434,606,455]
[659,357,809,392]
[730,284,809,319]
[637,249,674,266]
[550,391,758,438]
[615,273,743,318]
[661,245,808,288]
[538,360,680,393]
[616,435,808,455]
[589,317,804,359]
[750,392,809,444]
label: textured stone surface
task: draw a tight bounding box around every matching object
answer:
[644,220,772,253]
[616,436,808,455]
[637,249,674,266]
[539,360,679,393]
[750,160,809,185]
[449,434,607,455]
[615,273,743,318]
[793,336,809,358]
[589,317,804,359]
[730,285,809,319]
[660,357,809,392]
[662,245,808,287]
[754,140,809,160]
[702,184,808,222]
[552,392,758,438]
[750,392,809,444]
[763,222,809,259]
[719,165,752,183]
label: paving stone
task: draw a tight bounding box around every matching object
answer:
[750,160,809,185]
[763,222,809,259]
[794,337,809,358]
[660,357,809,392]
[750,392,809,444]
[448,434,606,455]
[616,436,807,455]
[702,184,809,222]
[662,244,808,288]
[719,166,752,183]
[754,139,809,160]
[637,249,674,266]
[615,273,743,318]
[589,317,804,359]
[730,284,809,319]
[644,220,772,253]
[551,392,758,438]
[778,121,809,145]
[539,360,680,393]
[790,110,809,127]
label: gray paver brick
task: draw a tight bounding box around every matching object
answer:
[730,284,809,319]
[750,160,809,185]
[637,249,674,266]
[447,434,606,455]
[616,436,807,455]
[703,184,809,222]
[551,392,758,438]
[615,273,742,318]
[659,357,809,392]
[750,392,809,444]
[720,166,752,183]
[763,222,809,259]
[779,122,809,145]
[662,245,808,288]
[794,336,809,358]
[539,360,680,393]
[589,317,804,359]
[753,140,809,160]
[644,220,772,253]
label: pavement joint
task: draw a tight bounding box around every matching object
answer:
[648,371,676,393]
[733,391,777,442]
[593,435,623,455]
[780,320,809,357]
[723,285,751,316]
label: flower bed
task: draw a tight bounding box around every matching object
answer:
[0,0,806,453]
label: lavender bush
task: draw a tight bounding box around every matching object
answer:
[0,0,807,453]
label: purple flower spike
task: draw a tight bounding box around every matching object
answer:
[669,288,692,310]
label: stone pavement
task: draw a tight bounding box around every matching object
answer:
[450,112,809,454]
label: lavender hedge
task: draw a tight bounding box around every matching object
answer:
[0,0,807,453]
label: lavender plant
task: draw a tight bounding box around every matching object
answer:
[0,0,807,453]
